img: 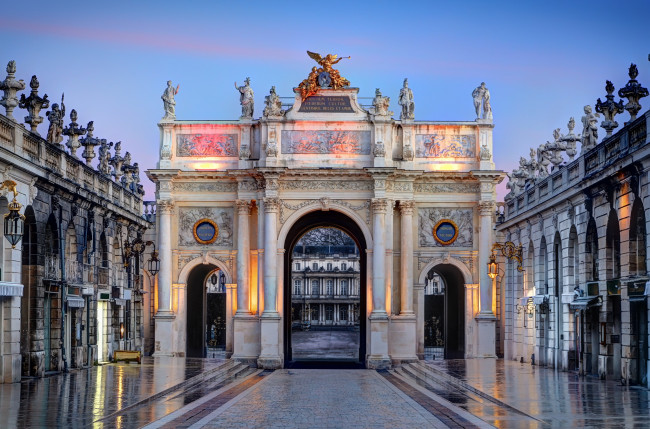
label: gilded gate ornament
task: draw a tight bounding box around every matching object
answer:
[298,51,351,101]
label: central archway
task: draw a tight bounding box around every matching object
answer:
[283,210,367,366]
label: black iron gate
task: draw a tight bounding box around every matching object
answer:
[206,293,226,350]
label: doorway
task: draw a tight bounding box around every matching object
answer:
[186,264,227,358]
[283,210,366,366]
[97,301,106,362]
[423,264,465,359]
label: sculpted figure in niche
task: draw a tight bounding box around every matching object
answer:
[372,88,392,117]
[162,80,179,120]
[580,105,599,151]
[263,86,283,117]
[398,78,414,120]
[235,77,254,118]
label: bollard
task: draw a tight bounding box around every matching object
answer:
[520,356,524,364]
[531,353,535,365]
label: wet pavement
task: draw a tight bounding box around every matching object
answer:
[424,359,650,428]
[292,330,359,360]
[0,357,225,429]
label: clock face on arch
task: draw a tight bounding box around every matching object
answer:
[433,219,458,246]
[193,218,219,245]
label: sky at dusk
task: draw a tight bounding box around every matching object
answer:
[1,0,649,200]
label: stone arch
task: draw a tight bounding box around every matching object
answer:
[417,256,473,285]
[277,202,373,251]
[177,254,233,285]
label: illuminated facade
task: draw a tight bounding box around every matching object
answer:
[498,66,650,386]
[0,61,150,382]
[147,62,504,368]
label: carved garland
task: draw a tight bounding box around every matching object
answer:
[279,199,371,225]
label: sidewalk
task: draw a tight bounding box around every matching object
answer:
[424,359,650,428]
[0,356,225,428]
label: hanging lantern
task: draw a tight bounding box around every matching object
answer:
[1,180,25,249]
[487,252,498,280]
[147,244,160,276]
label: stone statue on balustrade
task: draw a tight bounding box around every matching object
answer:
[580,105,600,152]
[398,79,414,120]
[263,86,283,117]
[97,139,113,176]
[472,82,492,120]
[235,77,254,118]
[558,117,579,160]
[536,144,551,178]
[0,60,26,121]
[372,88,392,117]
[46,94,65,144]
[109,141,124,182]
[19,75,49,134]
[544,129,566,169]
[161,80,179,120]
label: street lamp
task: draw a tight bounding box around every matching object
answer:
[1,180,25,249]
[487,252,498,280]
[145,241,159,277]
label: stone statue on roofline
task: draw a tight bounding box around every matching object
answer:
[263,86,283,117]
[46,94,65,144]
[97,139,113,176]
[472,82,492,120]
[398,78,414,120]
[580,105,599,152]
[162,80,179,120]
[372,88,392,117]
[235,77,254,118]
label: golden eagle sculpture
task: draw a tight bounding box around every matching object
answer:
[298,51,351,101]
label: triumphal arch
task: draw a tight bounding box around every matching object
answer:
[147,52,504,368]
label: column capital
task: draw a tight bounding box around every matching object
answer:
[235,199,251,215]
[157,199,174,214]
[398,200,416,215]
[371,198,389,214]
[477,200,496,216]
[263,197,280,213]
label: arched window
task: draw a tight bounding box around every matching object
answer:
[629,199,647,276]
[341,263,347,270]
[327,263,332,271]
[326,280,333,295]
[341,280,348,296]
[525,241,534,295]
[553,232,562,297]
[606,209,620,280]
[568,226,579,288]
[586,218,599,282]
[539,235,548,294]
[311,279,319,295]
[312,262,318,270]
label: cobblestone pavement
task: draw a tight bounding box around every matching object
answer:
[424,359,650,428]
[0,357,225,429]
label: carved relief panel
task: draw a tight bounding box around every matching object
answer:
[176,134,238,157]
[418,207,474,247]
[415,134,476,158]
[178,207,234,247]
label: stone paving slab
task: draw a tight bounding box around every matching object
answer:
[0,356,225,428]
[195,369,449,429]
[425,359,650,428]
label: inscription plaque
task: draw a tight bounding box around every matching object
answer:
[299,96,354,113]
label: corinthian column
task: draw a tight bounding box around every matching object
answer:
[235,199,251,314]
[157,200,173,315]
[478,201,496,316]
[262,197,280,315]
[399,200,415,315]
[371,198,388,316]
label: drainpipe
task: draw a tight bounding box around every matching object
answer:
[59,202,68,373]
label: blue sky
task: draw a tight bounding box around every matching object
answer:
[1,0,649,199]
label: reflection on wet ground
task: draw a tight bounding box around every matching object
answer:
[0,357,224,429]
[424,359,650,428]
[292,330,359,360]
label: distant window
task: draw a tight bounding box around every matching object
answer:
[340,306,347,321]
[327,263,332,271]
[327,280,333,295]
[294,280,301,295]
[295,263,300,270]
[325,304,334,321]
[311,306,319,321]
[342,263,347,270]
[341,280,348,295]
[312,262,318,270]
[311,280,319,295]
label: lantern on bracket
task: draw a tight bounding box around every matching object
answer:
[1,180,25,249]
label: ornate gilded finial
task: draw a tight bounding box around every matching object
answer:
[618,63,648,122]
[297,51,351,101]
[19,75,50,134]
[0,60,26,121]
[595,80,625,137]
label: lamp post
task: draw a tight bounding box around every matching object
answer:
[1,180,25,249]
[487,241,524,313]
